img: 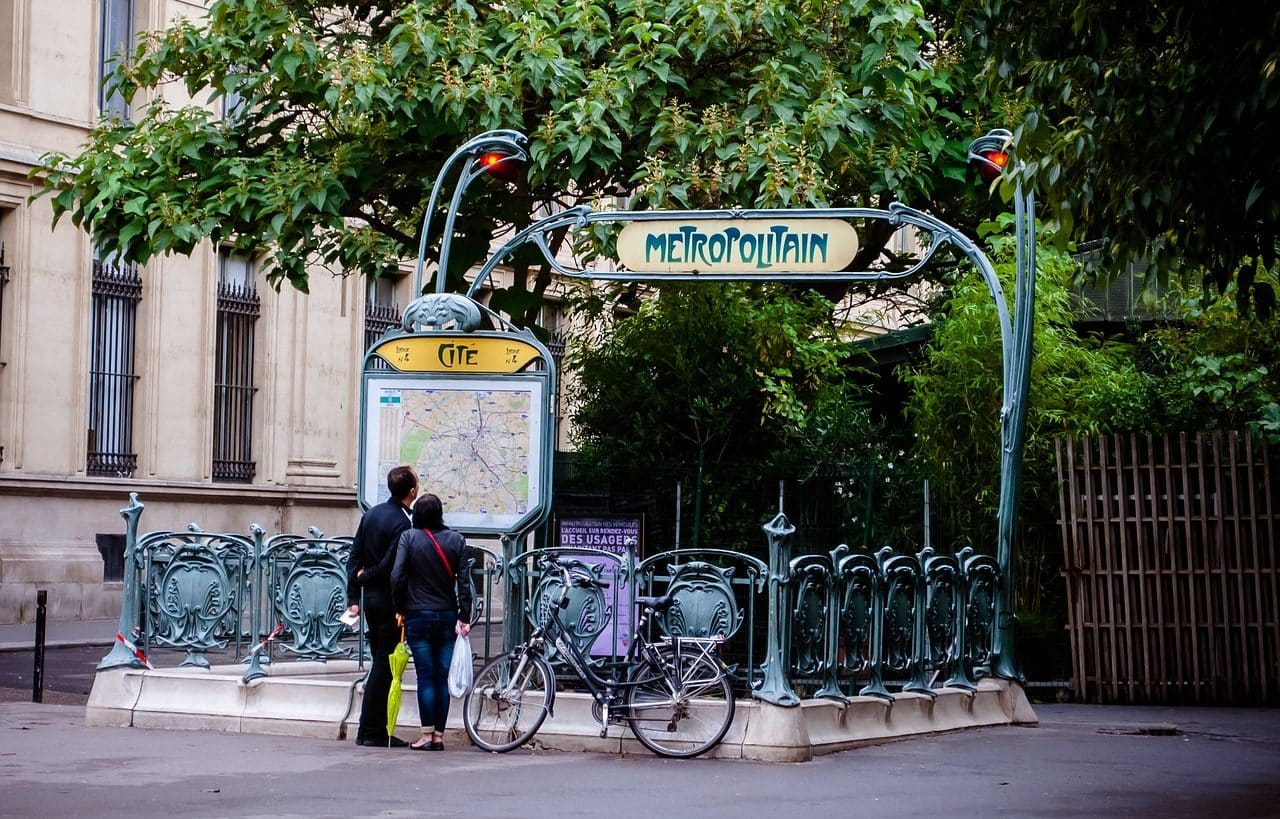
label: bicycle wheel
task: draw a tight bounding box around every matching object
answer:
[463,650,554,753]
[626,645,735,758]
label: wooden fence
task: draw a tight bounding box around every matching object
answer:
[1055,432,1280,705]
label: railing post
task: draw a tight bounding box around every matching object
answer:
[858,547,895,702]
[501,532,521,653]
[903,546,935,696]
[98,493,146,670]
[814,545,848,701]
[754,512,799,706]
[243,524,269,682]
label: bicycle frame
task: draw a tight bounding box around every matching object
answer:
[464,558,736,757]
[523,566,725,727]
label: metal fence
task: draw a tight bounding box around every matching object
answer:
[494,521,1001,703]
[103,493,1005,704]
[1056,431,1280,705]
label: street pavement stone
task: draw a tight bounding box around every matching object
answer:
[3,617,1279,817]
[1,700,1278,818]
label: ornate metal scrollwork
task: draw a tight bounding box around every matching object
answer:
[788,558,829,679]
[529,558,611,658]
[661,561,742,640]
[963,553,1001,673]
[837,554,877,681]
[142,534,251,668]
[401,292,482,333]
[274,547,349,659]
[880,555,920,676]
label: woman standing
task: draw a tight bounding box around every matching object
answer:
[392,493,473,751]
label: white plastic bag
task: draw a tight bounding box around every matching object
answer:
[448,634,473,697]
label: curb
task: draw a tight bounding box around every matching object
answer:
[0,638,116,654]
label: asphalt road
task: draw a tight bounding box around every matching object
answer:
[0,645,101,705]
[3,646,1280,818]
[2,699,1279,819]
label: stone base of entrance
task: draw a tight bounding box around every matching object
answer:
[87,664,1037,761]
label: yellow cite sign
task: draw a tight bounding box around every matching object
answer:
[616,218,859,274]
[372,336,542,373]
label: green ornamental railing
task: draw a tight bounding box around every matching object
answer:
[101,494,1001,704]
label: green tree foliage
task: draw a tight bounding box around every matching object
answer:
[905,226,1280,624]
[1107,271,1280,440]
[36,0,977,310]
[904,226,1132,621]
[567,283,884,545]
[966,2,1280,309]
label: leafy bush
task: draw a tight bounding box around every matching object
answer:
[565,282,894,549]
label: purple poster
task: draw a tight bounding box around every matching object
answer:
[557,516,642,656]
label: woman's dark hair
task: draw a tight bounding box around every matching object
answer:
[412,493,445,530]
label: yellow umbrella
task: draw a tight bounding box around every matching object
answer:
[387,624,410,741]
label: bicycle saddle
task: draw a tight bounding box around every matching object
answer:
[634,592,676,612]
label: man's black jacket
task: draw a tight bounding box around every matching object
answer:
[346,498,412,610]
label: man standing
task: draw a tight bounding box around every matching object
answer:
[346,464,418,747]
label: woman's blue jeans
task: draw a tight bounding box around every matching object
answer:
[405,609,455,732]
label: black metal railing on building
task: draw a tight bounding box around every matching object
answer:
[213,281,259,482]
[87,258,142,477]
[363,301,400,370]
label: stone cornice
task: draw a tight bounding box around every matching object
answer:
[0,474,359,508]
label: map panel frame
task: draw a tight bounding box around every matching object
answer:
[359,373,546,534]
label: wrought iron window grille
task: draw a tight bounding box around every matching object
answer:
[87,257,142,477]
[213,268,260,483]
[363,278,400,370]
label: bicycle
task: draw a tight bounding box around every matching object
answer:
[462,556,736,758]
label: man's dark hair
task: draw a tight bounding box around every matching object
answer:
[412,493,446,530]
[386,466,417,501]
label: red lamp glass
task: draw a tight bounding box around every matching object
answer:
[976,150,1009,183]
[475,151,522,183]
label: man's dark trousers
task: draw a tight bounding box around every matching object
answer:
[358,592,399,743]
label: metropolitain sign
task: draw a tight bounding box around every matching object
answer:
[616,218,859,274]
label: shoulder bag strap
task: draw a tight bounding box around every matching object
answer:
[423,528,454,579]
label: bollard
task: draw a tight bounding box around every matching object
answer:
[32,589,47,703]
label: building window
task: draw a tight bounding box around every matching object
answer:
[87,252,142,477]
[363,276,400,370]
[213,249,258,482]
[221,69,247,124]
[536,298,566,346]
[99,0,134,120]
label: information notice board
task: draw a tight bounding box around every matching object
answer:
[556,516,643,656]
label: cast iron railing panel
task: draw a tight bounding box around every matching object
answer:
[102,496,1006,704]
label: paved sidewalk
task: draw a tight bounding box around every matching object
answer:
[2,700,1278,818]
[0,617,118,653]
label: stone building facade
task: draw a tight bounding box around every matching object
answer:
[0,0,401,623]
